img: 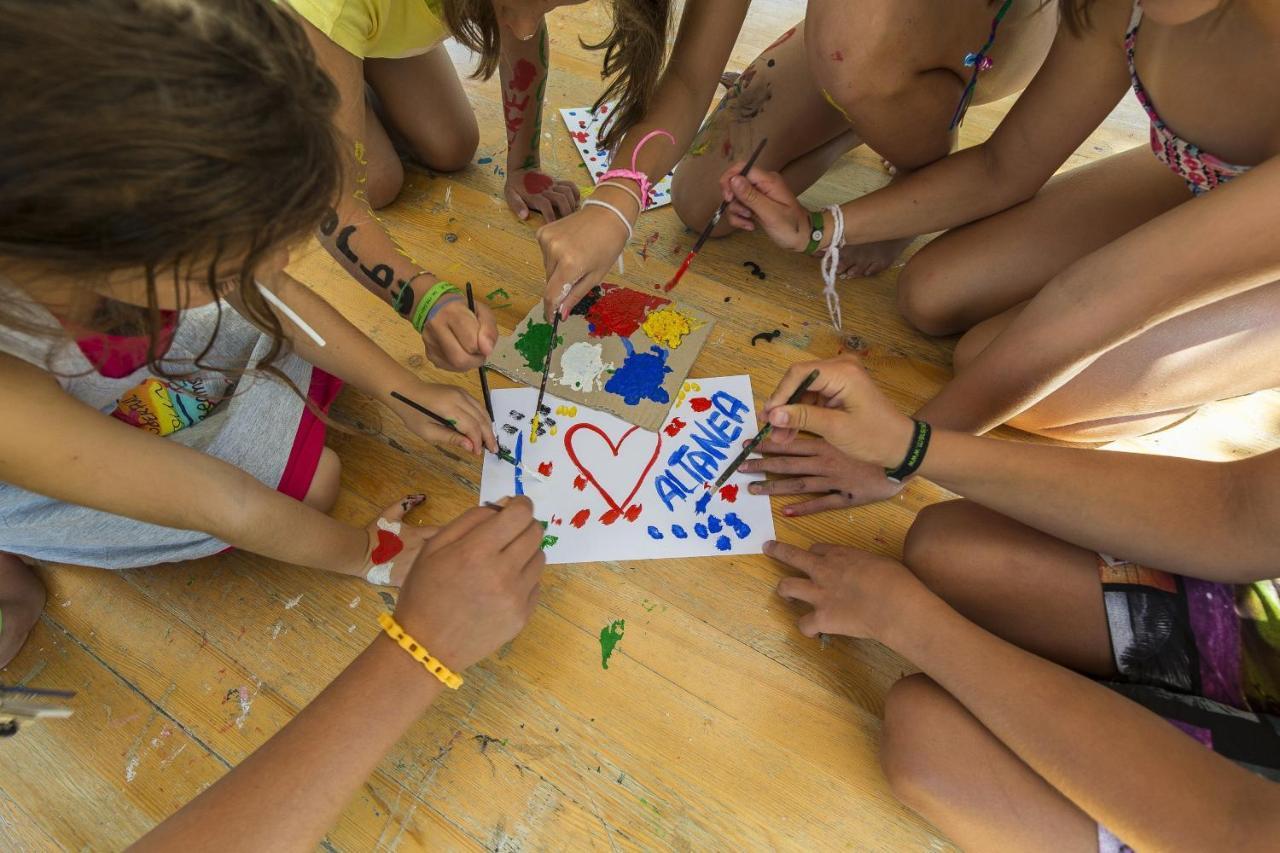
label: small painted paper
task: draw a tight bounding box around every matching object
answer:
[480,376,776,565]
[485,282,714,432]
[559,103,675,209]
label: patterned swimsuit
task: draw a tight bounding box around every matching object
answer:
[1125,1,1252,194]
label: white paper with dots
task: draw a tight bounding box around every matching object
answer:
[559,103,675,209]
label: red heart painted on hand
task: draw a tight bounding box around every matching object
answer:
[564,423,662,515]
[370,529,404,564]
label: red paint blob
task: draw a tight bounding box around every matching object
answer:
[585,283,670,338]
[766,26,797,52]
[523,171,554,194]
[571,131,589,143]
[600,508,622,525]
[664,251,695,292]
[624,504,642,522]
[718,484,739,503]
[370,529,404,564]
[551,516,562,526]
[722,139,733,159]
[510,59,538,92]
[663,417,687,437]
[537,461,554,477]
[831,49,844,61]
[689,397,712,413]
[570,509,591,529]
[573,474,588,491]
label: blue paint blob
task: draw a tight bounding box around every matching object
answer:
[477,156,494,164]
[694,491,712,515]
[646,526,663,540]
[707,515,723,534]
[724,512,752,540]
[714,535,732,552]
[604,339,672,405]
[513,431,525,497]
[671,525,688,539]
[694,523,709,540]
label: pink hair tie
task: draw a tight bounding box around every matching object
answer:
[598,128,675,211]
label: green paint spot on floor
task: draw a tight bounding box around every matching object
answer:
[599,619,625,670]
[514,319,563,372]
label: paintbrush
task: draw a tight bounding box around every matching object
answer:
[389,390,518,465]
[465,281,495,422]
[528,308,561,444]
[664,137,769,292]
[714,368,819,489]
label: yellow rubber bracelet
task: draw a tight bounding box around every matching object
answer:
[376,612,463,689]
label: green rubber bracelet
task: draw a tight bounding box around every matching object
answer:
[411,280,461,333]
[803,209,825,255]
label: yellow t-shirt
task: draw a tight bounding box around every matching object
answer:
[284,0,448,59]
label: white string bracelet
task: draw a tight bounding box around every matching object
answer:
[581,197,634,274]
[255,281,326,347]
[595,180,644,213]
[819,204,845,331]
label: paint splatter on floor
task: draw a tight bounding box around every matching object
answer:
[599,619,626,670]
[556,341,614,392]
[688,396,712,413]
[641,306,702,349]
[571,509,591,528]
[714,535,732,552]
[585,284,670,338]
[718,484,739,502]
[751,329,782,346]
[742,260,767,280]
[647,526,663,540]
[663,417,687,437]
[638,232,660,261]
[604,339,672,405]
[513,318,563,372]
[378,591,396,608]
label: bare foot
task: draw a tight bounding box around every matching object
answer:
[0,554,46,670]
[836,236,914,278]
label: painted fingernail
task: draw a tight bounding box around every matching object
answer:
[783,508,793,516]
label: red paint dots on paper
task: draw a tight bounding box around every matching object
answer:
[572,131,589,143]
[551,516,562,526]
[573,475,588,491]
[663,417,687,437]
[689,397,712,413]
[570,509,591,528]
[718,484,739,503]
[624,504,642,522]
[523,172,553,194]
[600,508,622,525]
[537,461,553,477]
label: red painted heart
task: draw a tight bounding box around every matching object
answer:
[370,529,403,565]
[563,423,662,515]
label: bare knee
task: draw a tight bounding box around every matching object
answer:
[671,158,732,236]
[366,156,405,210]
[302,447,342,513]
[422,117,479,173]
[902,500,981,585]
[881,674,966,815]
[896,252,970,337]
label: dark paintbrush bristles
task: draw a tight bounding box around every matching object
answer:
[714,369,819,489]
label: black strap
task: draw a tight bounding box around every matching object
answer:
[885,420,931,483]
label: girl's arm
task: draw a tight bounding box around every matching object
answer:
[769,543,1280,853]
[0,354,366,573]
[538,0,752,317]
[296,17,497,372]
[915,153,1280,433]
[499,21,581,221]
[720,5,1133,250]
[131,499,546,852]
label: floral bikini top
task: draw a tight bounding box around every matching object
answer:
[1125,1,1251,195]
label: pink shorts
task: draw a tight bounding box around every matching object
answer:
[275,368,344,501]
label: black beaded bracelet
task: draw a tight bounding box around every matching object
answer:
[885,419,931,484]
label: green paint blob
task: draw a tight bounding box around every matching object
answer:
[539,534,559,550]
[514,319,562,372]
[599,619,625,670]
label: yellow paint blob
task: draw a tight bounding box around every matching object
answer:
[822,89,853,124]
[641,307,702,350]
[353,141,369,166]
[555,405,578,417]
[676,380,701,408]
[529,414,541,444]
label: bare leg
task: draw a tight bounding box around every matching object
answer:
[301,447,342,513]
[897,146,1190,336]
[360,98,404,210]
[365,45,480,174]
[0,553,45,670]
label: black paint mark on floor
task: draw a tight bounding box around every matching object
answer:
[751,329,782,346]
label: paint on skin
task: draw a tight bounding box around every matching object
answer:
[604,339,672,405]
[647,526,663,540]
[585,284,670,338]
[523,171,554,194]
[599,620,625,669]
[378,591,396,608]
[664,417,687,438]
[765,26,797,52]
[641,306,702,349]
[719,484,739,503]
[694,492,712,515]
[571,509,591,528]
[556,341,614,392]
[724,512,752,539]
[715,535,732,552]
[822,88,853,124]
[671,525,688,539]
[513,318,563,372]
[688,397,712,413]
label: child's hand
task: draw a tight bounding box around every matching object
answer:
[537,203,629,320]
[388,382,496,457]
[361,495,437,586]
[718,163,811,251]
[393,497,545,672]
[423,297,498,372]
[739,438,904,515]
[505,169,580,222]
[765,540,922,643]
[763,356,917,469]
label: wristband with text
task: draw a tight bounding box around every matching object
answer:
[885,419,931,484]
[804,209,825,255]
[411,280,461,333]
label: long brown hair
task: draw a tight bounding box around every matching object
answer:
[0,0,342,382]
[442,0,674,151]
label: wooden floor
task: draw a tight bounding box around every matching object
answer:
[5,3,1279,850]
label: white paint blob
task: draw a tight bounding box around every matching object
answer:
[556,341,613,392]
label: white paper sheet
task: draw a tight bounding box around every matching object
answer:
[559,103,675,209]
[480,376,775,564]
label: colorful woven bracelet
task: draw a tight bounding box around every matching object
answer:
[411,280,461,333]
[376,611,463,689]
[804,209,825,255]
